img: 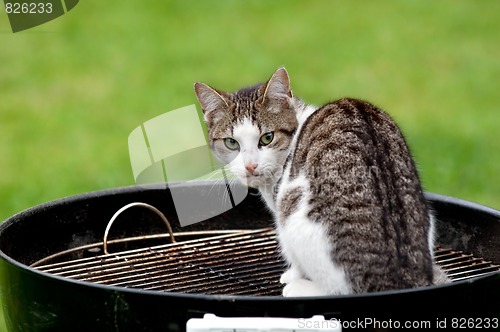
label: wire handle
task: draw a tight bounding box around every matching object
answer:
[103,202,176,254]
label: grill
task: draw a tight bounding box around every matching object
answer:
[32,227,500,296]
[2,184,499,331]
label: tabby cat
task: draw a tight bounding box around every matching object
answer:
[194,67,448,296]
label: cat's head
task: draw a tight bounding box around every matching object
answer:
[194,67,301,188]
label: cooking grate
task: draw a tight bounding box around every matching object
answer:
[33,228,500,296]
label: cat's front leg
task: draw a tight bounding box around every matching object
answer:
[279,266,302,285]
[283,279,327,297]
[280,266,327,297]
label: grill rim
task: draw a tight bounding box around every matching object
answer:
[2,185,499,263]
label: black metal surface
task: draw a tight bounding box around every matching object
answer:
[1,183,499,331]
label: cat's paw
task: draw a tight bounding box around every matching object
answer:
[282,279,327,297]
[433,264,451,284]
[280,267,302,285]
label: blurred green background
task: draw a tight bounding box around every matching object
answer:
[1,1,499,330]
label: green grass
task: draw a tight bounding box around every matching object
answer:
[1,1,499,330]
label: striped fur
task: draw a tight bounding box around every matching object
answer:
[195,68,449,296]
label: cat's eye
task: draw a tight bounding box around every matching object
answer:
[259,132,274,146]
[223,138,240,150]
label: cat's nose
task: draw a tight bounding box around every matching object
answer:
[245,163,258,175]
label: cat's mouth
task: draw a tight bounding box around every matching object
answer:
[231,166,280,188]
[241,170,280,188]
[245,172,261,178]
[243,173,262,187]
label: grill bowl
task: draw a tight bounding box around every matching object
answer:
[1,183,499,331]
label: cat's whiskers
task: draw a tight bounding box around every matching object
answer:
[201,169,241,211]
[202,171,226,196]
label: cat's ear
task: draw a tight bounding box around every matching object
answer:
[194,82,229,123]
[260,67,293,111]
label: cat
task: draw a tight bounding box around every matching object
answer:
[194,67,449,297]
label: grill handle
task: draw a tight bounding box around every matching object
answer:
[103,202,176,254]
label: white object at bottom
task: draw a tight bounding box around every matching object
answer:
[186,314,341,332]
